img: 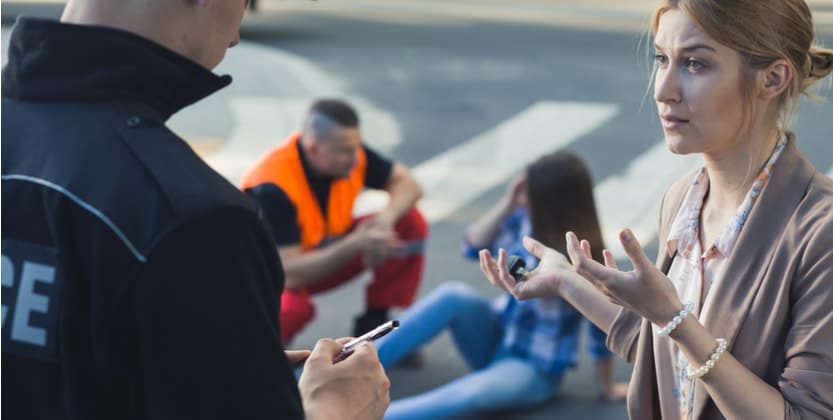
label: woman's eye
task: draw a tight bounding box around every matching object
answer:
[653,54,668,66]
[686,59,705,71]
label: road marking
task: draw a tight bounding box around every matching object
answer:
[172,42,402,184]
[215,43,402,157]
[256,0,656,33]
[204,97,308,183]
[354,101,620,222]
[595,140,702,258]
[1,27,12,67]
[203,97,402,184]
[216,42,348,97]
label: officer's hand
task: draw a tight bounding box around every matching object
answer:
[299,338,390,420]
[284,349,311,365]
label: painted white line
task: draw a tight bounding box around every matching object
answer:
[167,42,402,184]
[216,42,348,98]
[415,101,619,223]
[2,27,12,68]
[204,97,308,183]
[595,140,702,259]
[204,96,402,184]
[355,101,620,222]
[216,43,402,156]
[258,0,654,31]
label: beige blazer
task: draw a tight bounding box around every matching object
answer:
[606,138,833,420]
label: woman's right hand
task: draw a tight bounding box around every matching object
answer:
[479,236,579,300]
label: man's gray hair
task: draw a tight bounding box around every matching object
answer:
[303,111,342,143]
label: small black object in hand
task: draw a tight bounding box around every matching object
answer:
[506,255,529,281]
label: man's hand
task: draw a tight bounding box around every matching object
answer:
[353,219,405,268]
[299,338,390,420]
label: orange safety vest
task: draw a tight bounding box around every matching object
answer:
[240,131,367,250]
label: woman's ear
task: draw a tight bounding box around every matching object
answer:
[759,59,792,100]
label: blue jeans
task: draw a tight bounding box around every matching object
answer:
[376,282,561,420]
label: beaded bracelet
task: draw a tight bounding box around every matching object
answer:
[686,338,728,380]
[657,302,695,337]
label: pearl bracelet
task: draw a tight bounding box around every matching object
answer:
[686,338,728,380]
[657,302,695,337]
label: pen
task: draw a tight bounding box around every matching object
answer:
[333,320,400,363]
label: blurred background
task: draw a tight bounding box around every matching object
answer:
[3,1,833,418]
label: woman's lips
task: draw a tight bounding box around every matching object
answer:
[660,115,690,130]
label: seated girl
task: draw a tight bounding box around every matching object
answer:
[375,150,628,419]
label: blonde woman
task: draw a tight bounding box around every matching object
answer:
[480,1,833,419]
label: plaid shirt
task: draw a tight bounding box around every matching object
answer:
[462,208,610,378]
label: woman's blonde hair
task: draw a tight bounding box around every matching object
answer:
[651,0,833,130]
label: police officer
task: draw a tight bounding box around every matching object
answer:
[1,1,389,419]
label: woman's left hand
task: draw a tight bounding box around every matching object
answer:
[566,229,683,326]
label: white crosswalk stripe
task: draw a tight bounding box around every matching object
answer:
[1,28,10,68]
[201,96,402,184]
[360,133,702,260]
[355,101,620,222]
[595,141,702,259]
[414,101,620,222]
[168,41,402,184]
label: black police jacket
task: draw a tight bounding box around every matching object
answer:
[1,18,304,420]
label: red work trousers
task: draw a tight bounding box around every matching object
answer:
[279,208,428,343]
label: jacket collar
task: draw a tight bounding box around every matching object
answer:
[1,18,231,120]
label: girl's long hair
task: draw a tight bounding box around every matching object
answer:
[527,151,605,263]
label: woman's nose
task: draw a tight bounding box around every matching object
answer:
[654,67,682,104]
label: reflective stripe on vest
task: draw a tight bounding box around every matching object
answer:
[240,131,367,250]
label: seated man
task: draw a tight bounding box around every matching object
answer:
[242,99,427,344]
